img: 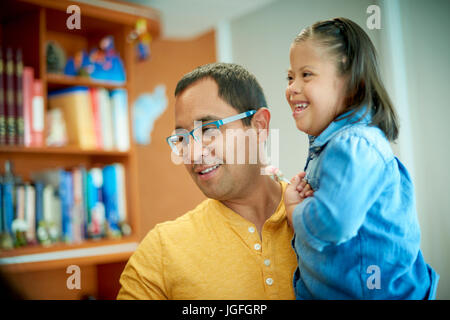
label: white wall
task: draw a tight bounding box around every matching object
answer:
[386,0,450,299]
[229,0,450,298]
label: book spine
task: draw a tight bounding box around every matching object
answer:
[5,48,15,145]
[31,80,44,147]
[34,182,44,243]
[60,170,74,243]
[89,88,103,149]
[25,184,36,244]
[3,178,14,236]
[102,165,120,234]
[15,49,24,145]
[22,67,34,147]
[111,89,130,151]
[0,47,6,145]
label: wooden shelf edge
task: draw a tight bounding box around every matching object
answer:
[46,73,126,90]
[0,145,130,156]
[0,239,138,273]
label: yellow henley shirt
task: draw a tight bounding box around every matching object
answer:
[117,181,297,300]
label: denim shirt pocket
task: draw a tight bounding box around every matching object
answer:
[305,155,322,191]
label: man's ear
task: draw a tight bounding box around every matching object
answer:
[252,108,270,130]
[251,108,270,143]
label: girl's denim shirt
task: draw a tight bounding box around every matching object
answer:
[292,106,439,299]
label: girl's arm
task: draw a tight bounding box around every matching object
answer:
[291,133,390,252]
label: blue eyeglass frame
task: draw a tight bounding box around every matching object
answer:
[166,109,257,155]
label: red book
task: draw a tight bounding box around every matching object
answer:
[30,79,44,147]
[89,87,103,149]
[23,67,34,147]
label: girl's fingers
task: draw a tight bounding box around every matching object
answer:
[296,179,307,192]
[300,184,312,197]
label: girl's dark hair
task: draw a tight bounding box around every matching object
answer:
[294,17,399,141]
[175,63,267,126]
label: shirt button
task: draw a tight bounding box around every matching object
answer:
[264,259,271,266]
[254,243,261,251]
[248,227,255,233]
[265,278,273,286]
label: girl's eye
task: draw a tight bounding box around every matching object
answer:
[303,72,312,78]
[286,75,293,81]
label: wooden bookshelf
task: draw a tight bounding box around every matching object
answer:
[0,0,161,298]
[46,73,126,90]
[0,145,130,156]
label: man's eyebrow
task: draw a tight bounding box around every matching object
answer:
[175,116,221,130]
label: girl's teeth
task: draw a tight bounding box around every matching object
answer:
[295,103,309,110]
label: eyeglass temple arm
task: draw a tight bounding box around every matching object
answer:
[219,110,257,126]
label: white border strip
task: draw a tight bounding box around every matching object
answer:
[0,242,138,265]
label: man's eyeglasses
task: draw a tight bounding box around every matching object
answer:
[166,110,257,156]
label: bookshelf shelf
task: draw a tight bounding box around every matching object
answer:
[46,73,126,90]
[0,145,130,156]
[0,236,139,273]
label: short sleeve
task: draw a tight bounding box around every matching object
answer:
[117,227,168,300]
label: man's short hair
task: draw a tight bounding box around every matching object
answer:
[174,63,268,126]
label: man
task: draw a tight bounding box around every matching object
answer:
[117,63,297,299]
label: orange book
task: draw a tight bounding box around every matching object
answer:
[48,86,96,150]
[89,87,103,149]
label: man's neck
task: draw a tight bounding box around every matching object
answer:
[220,175,282,238]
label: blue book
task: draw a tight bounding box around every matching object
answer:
[3,180,14,235]
[102,165,120,234]
[0,180,3,233]
[60,170,73,243]
[34,182,44,242]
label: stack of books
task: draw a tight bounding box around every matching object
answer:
[0,47,44,147]
[0,161,130,249]
[48,86,130,151]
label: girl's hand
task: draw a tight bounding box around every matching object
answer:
[284,172,314,229]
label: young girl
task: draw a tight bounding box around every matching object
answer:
[284,17,439,299]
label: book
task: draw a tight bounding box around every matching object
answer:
[5,48,15,145]
[110,89,130,151]
[0,47,6,145]
[102,164,121,236]
[43,184,61,243]
[86,167,106,238]
[89,88,103,149]
[34,182,47,244]
[24,183,36,244]
[72,167,85,243]
[31,79,44,147]
[98,88,114,150]
[114,163,127,226]
[15,49,24,145]
[48,86,96,150]
[31,169,73,243]
[13,184,27,246]
[22,67,34,147]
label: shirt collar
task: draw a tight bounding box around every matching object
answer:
[310,105,372,148]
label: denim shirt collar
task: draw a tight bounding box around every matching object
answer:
[310,105,372,148]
